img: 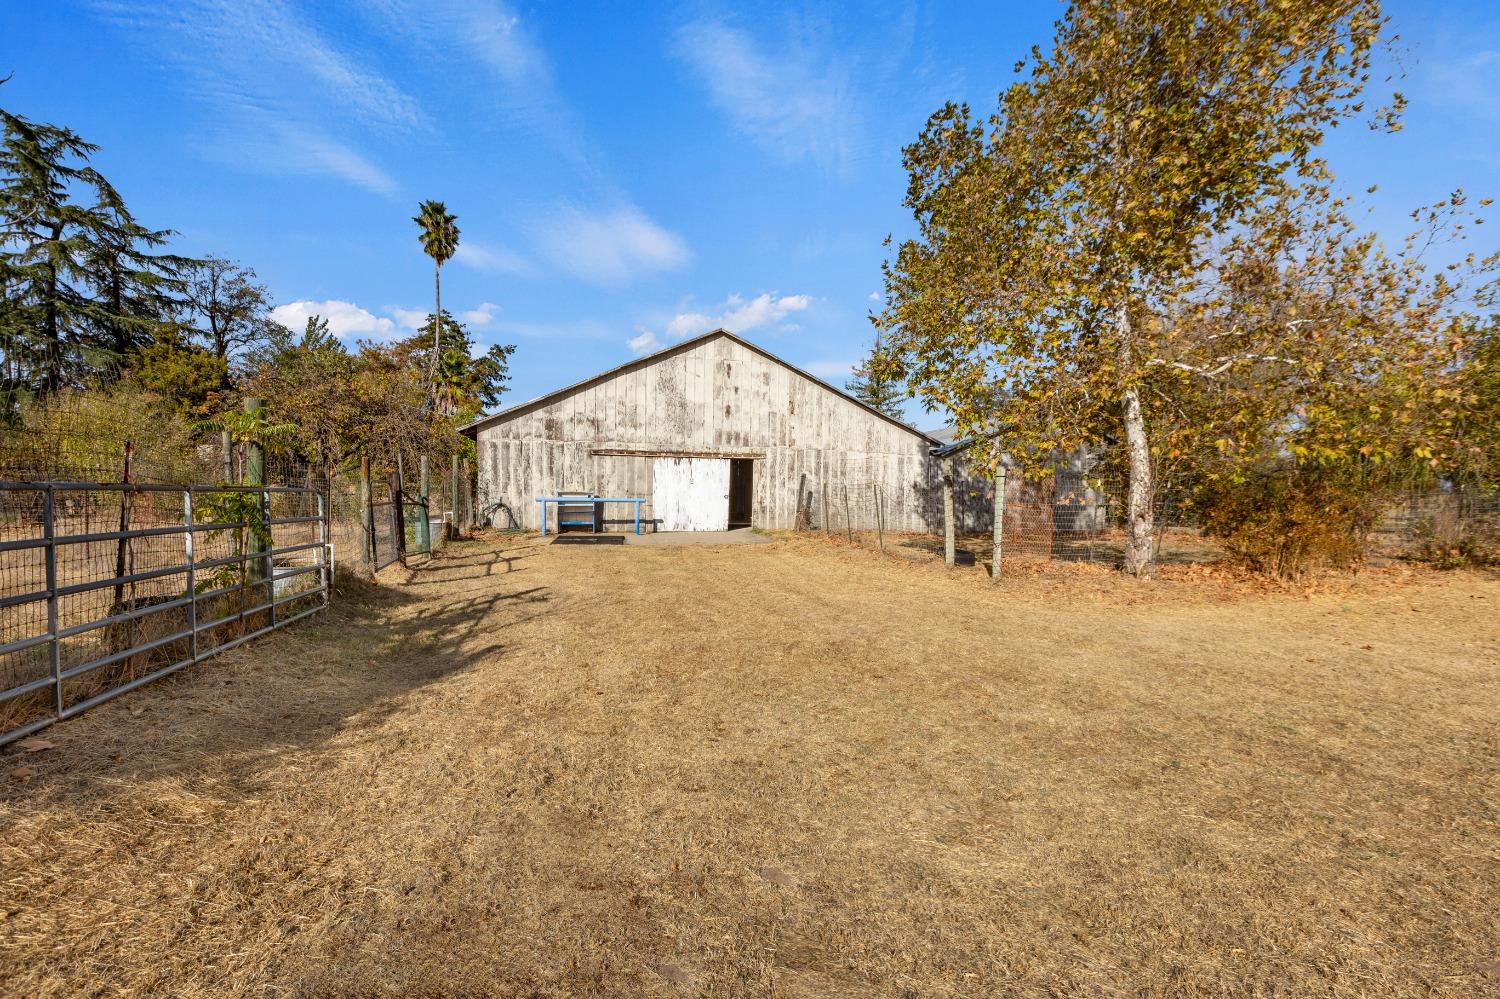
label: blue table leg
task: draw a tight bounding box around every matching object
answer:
[537,500,547,537]
[634,501,640,535]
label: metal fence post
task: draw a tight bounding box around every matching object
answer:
[992,467,1006,583]
[419,455,431,553]
[244,398,270,610]
[44,486,60,721]
[183,490,198,660]
[360,456,374,574]
[392,466,407,566]
[112,442,134,612]
[261,488,275,628]
[317,490,330,604]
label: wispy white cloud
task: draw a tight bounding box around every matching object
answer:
[268,123,400,197]
[627,331,662,355]
[460,302,501,326]
[673,19,859,170]
[390,307,429,330]
[271,299,399,341]
[89,0,417,195]
[386,302,501,331]
[455,240,531,275]
[531,204,690,284]
[629,292,811,353]
[663,292,812,340]
[364,0,587,163]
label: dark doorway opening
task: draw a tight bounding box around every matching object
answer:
[728,459,754,528]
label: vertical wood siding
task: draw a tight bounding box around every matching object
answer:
[474,334,952,532]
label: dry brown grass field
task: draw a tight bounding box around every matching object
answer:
[1,532,1497,998]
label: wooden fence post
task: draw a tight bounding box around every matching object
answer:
[942,456,956,567]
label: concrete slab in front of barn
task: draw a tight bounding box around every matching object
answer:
[624,528,772,546]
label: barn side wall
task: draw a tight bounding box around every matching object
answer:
[472,336,949,532]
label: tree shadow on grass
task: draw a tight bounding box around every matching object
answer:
[0,540,555,812]
[401,543,539,583]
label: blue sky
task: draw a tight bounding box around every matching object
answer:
[5,1,1499,424]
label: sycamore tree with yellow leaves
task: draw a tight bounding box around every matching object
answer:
[875,0,1415,576]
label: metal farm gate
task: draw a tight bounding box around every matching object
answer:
[0,482,331,746]
[368,483,400,571]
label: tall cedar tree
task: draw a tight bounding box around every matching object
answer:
[0,105,190,397]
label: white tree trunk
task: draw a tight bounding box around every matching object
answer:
[1115,300,1154,577]
[1121,384,1155,577]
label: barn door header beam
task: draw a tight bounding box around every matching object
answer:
[590,448,765,460]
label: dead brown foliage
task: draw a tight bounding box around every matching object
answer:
[1,534,1496,997]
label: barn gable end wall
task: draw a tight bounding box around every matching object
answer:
[470,333,964,533]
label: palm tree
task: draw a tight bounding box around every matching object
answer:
[412,201,459,405]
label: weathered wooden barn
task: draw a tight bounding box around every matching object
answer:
[461,329,950,533]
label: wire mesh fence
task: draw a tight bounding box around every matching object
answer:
[791,462,1136,569]
[0,482,329,746]
[786,452,1223,575]
[794,459,1498,575]
[1371,484,1500,564]
[0,386,219,485]
[2,380,481,575]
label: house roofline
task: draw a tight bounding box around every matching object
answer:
[459,328,939,446]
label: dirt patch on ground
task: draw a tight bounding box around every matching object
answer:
[2,533,1496,997]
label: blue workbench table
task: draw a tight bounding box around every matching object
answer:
[535,496,645,536]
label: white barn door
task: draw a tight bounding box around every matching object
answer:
[652,458,729,531]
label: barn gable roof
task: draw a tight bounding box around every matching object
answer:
[459,328,940,446]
